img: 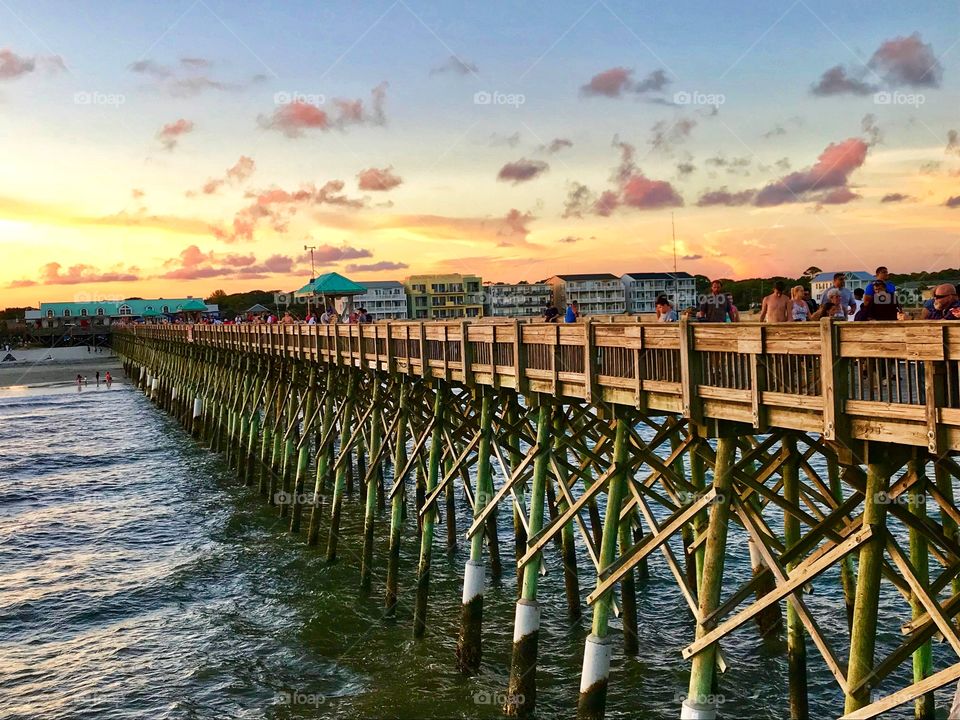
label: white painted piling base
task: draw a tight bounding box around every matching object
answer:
[513,599,541,642]
[193,398,203,418]
[461,560,485,604]
[680,699,717,720]
[579,634,612,692]
[151,378,159,397]
[171,386,177,401]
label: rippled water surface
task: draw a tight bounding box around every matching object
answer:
[0,382,954,718]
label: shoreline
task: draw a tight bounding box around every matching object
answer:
[0,356,123,389]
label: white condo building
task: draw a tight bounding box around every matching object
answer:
[355,280,408,320]
[545,274,626,316]
[621,272,698,313]
[483,281,553,317]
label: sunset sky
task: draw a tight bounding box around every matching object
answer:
[2,0,959,307]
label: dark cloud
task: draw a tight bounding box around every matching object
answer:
[429,55,478,76]
[696,187,756,207]
[497,158,549,184]
[542,138,573,154]
[946,196,960,209]
[946,130,960,156]
[880,192,911,203]
[681,254,702,261]
[649,117,696,154]
[346,260,409,272]
[811,65,874,96]
[811,32,942,96]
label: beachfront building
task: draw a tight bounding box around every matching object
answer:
[621,272,697,313]
[354,280,408,321]
[544,273,626,316]
[483,281,552,317]
[404,273,483,320]
[25,297,217,327]
[810,271,874,298]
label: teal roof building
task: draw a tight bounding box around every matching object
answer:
[294,272,367,297]
[28,298,216,320]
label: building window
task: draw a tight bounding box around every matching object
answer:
[46,309,54,318]
[119,304,132,316]
[80,308,88,316]
[161,305,169,313]
[96,307,105,316]
[63,309,71,317]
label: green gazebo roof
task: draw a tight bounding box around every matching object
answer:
[177,299,209,312]
[295,272,367,297]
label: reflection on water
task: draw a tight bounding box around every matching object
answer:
[0,384,945,718]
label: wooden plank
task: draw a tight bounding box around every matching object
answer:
[681,525,874,660]
[839,662,960,720]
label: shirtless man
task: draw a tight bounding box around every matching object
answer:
[759,281,791,322]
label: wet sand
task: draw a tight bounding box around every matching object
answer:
[0,356,123,389]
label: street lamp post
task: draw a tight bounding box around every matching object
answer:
[304,244,317,319]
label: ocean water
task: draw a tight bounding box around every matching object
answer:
[0,381,954,719]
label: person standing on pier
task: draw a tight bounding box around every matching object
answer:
[790,286,810,321]
[818,273,856,318]
[655,296,678,322]
[759,281,791,322]
[698,279,738,322]
[921,284,960,319]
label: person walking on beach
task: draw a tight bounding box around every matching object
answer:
[95,371,100,385]
[818,273,855,318]
[76,374,83,386]
[759,281,791,322]
[698,280,737,322]
[105,371,112,386]
[790,286,810,321]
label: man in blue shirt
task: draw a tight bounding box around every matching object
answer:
[863,266,896,298]
[818,273,855,318]
[564,301,579,323]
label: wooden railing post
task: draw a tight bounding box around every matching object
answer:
[679,317,702,425]
[582,319,596,403]
[819,318,847,442]
[514,320,527,395]
[749,325,767,430]
[461,321,473,386]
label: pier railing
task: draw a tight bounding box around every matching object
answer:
[118,318,960,453]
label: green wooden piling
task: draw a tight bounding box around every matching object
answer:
[326,372,356,562]
[360,378,383,592]
[307,371,336,546]
[577,414,629,719]
[456,389,494,673]
[290,368,316,534]
[828,452,856,629]
[909,458,934,720]
[683,435,736,719]
[504,398,552,716]
[385,382,409,615]
[782,434,808,718]
[414,383,445,638]
[843,453,891,714]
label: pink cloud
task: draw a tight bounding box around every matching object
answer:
[159,245,296,280]
[259,82,388,138]
[0,48,65,80]
[190,155,256,196]
[8,261,140,287]
[357,166,403,191]
[580,68,669,98]
[754,137,868,206]
[157,119,195,151]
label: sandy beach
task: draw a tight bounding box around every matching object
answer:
[0,348,124,388]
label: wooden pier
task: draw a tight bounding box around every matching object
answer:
[112,319,960,719]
